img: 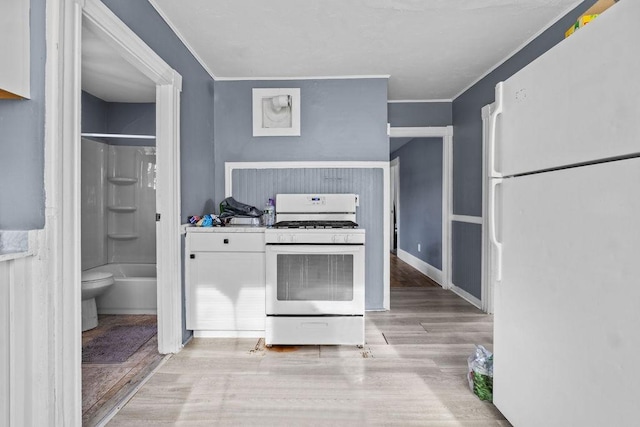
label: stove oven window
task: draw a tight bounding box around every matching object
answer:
[276,254,354,301]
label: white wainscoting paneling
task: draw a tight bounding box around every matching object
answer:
[0,230,50,426]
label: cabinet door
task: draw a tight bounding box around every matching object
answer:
[0,1,30,98]
[186,252,265,331]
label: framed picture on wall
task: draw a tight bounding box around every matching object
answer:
[252,88,301,136]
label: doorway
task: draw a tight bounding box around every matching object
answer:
[48,0,183,423]
[390,157,399,254]
[388,127,452,290]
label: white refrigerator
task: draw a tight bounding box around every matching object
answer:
[489,1,640,426]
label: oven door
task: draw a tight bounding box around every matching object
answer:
[265,244,365,315]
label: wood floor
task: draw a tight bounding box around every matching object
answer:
[391,252,440,287]
[109,260,508,426]
[83,315,163,426]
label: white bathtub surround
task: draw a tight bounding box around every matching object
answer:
[81,140,158,318]
[81,139,157,269]
[107,145,157,264]
[81,138,108,270]
[92,263,158,315]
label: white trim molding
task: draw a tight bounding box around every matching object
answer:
[225,161,391,311]
[451,214,483,225]
[397,249,444,286]
[389,157,400,255]
[389,126,453,138]
[444,128,453,291]
[215,75,390,81]
[450,283,482,310]
[388,125,453,291]
[155,81,184,354]
[46,0,184,422]
[387,99,453,103]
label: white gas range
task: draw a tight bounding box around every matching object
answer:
[264,194,365,346]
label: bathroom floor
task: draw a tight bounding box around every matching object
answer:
[82,314,163,426]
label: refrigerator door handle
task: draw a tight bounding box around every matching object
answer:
[489,82,504,179]
[490,178,503,281]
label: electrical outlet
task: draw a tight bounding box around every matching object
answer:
[418,243,421,252]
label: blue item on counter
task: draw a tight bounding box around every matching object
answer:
[202,214,213,227]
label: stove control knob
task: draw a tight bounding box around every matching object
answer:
[344,235,351,243]
[278,235,286,243]
[291,235,297,243]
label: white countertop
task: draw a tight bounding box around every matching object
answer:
[183,224,266,233]
[0,230,38,262]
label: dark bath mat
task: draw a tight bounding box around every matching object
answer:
[82,324,157,364]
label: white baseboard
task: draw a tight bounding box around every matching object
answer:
[194,330,265,338]
[450,284,482,309]
[397,249,443,286]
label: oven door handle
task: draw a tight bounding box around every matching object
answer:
[267,246,363,255]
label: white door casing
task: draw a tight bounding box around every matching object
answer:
[388,126,453,290]
[389,157,399,251]
[47,0,183,423]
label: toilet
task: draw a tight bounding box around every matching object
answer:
[81,271,115,331]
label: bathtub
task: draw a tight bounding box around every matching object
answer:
[86,263,157,315]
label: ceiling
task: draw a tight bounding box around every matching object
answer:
[150,0,581,100]
[82,17,156,103]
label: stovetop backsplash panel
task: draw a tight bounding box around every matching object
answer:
[231,167,384,310]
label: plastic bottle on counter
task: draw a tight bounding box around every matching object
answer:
[264,198,275,227]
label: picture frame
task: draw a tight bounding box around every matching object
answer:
[252,88,301,136]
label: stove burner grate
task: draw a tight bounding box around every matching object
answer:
[273,220,358,229]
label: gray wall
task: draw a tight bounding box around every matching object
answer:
[232,168,385,310]
[388,102,452,127]
[100,0,216,343]
[101,0,215,223]
[450,0,596,298]
[213,78,388,205]
[451,221,482,297]
[106,102,155,146]
[391,138,443,269]
[82,91,155,146]
[0,0,46,230]
[82,91,108,134]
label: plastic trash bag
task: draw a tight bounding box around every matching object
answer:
[467,345,493,402]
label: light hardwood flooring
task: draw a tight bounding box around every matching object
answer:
[83,315,163,426]
[391,252,440,288]
[109,266,508,426]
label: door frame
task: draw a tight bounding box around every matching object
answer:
[388,126,453,290]
[46,0,183,422]
[389,156,400,252]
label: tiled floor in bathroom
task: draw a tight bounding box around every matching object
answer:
[82,314,164,426]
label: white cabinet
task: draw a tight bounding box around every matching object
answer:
[0,1,30,99]
[185,228,266,337]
